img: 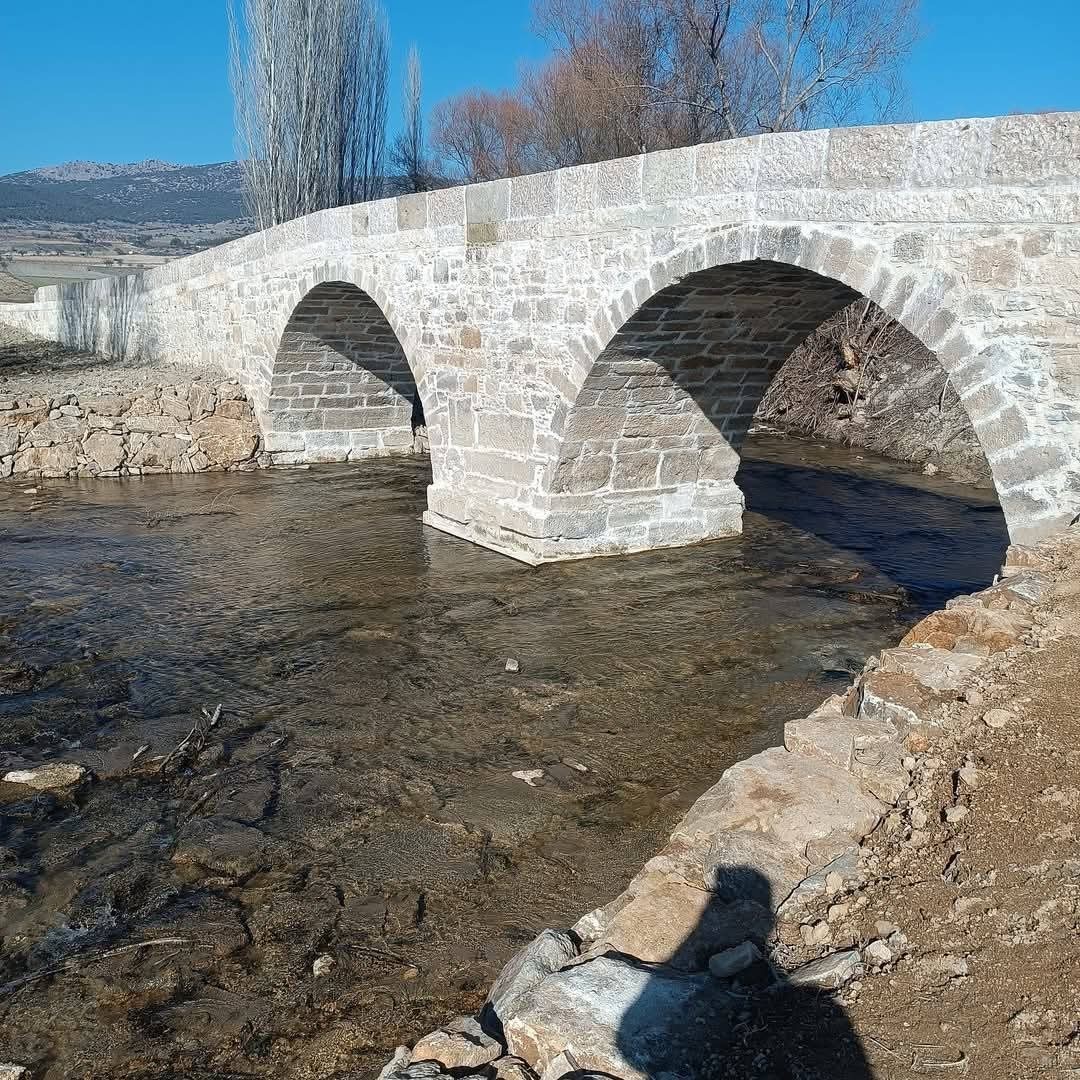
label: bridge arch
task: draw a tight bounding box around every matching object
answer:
[263,277,429,464]
[544,224,1027,558]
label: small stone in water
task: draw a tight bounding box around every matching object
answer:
[21,487,38,495]
[512,769,545,787]
[505,657,520,673]
[312,954,335,978]
[3,762,89,790]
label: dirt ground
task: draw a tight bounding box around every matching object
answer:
[0,325,225,399]
[845,542,1080,1080]
[722,531,1080,1080]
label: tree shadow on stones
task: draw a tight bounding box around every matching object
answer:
[611,867,872,1080]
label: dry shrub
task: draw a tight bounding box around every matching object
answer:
[756,300,992,486]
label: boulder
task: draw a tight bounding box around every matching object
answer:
[878,646,985,694]
[598,882,771,969]
[216,380,246,401]
[83,431,126,472]
[23,417,84,447]
[126,395,162,417]
[486,929,578,1030]
[129,435,187,470]
[674,747,885,878]
[856,670,943,733]
[705,830,811,910]
[82,394,129,417]
[0,429,17,457]
[160,395,192,422]
[125,414,181,435]
[191,416,258,466]
[215,398,254,422]
[189,383,218,419]
[7,405,51,431]
[901,606,1027,653]
[504,955,727,1080]
[13,443,77,477]
[411,1017,501,1071]
[3,762,89,790]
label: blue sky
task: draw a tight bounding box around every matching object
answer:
[0,0,1077,174]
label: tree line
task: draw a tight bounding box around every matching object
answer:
[229,0,918,224]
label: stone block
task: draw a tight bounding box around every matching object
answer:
[558,164,597,213]
[612,451,659,490]
[757,129,828,189]
[428,185,466,227]
[510,171,558,219]
[827,124,914,188]
[466,179,511,225]
[912,118,990,187]
[596,155,643,209]
[697,136,760,194]
[475,412,534,453]
[642,146,695,201]
[368,198,399,234]
[396,192,427,231]
[989,112,1080,184]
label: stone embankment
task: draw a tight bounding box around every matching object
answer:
[380,530,1080,1080]
[0,381,262,479]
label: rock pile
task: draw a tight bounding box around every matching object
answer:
[0,381,261,479]
[381,536,1074,1080]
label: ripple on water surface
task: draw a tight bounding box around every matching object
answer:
[0,434,1008,1078]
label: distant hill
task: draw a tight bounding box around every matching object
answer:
[0,160,249,226]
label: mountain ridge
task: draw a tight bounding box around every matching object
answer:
[0,159,249,226]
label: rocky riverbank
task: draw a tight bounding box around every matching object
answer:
[0,324,261,478]
[382,528,1080,1080]
[0,380,262,478]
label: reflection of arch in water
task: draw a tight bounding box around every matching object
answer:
[266,281,425,461]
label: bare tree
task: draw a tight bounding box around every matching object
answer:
[229,0,390,229]
[391,46,431,192]
[431,90,540,183]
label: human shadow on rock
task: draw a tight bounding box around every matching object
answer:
[613,866,872,1080]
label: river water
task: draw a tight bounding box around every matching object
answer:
[0,435,1007,1080]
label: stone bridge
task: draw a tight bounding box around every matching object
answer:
[2,112,1079,562]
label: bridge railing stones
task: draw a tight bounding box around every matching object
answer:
[0,112,1078,559]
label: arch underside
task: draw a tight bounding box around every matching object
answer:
[547,261,870,557]
[266,281,422,462]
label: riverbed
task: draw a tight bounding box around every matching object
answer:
[0,435,1007,1079]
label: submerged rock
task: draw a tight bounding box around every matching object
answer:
[3,762,89,790]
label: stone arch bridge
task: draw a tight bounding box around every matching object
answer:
[3,113,1079,563]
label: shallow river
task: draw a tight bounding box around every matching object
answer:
[0,435,1007,1079]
